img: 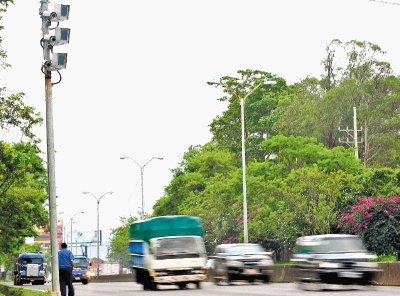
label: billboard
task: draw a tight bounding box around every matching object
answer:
[69,230,102,245]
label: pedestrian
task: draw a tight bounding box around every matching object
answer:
[58,242,75,296]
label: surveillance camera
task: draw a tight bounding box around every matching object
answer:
[43,28,70,46]
[41,4,70,22]
[43,53,68,71]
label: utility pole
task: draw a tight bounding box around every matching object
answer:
[39,2,70,295]
[339,106,362,159]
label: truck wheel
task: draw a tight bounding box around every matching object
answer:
[178,283,187,290]
[195,281,202,289]
[15,276,22,286]
[82,279,88,285]
[149,277,157,291]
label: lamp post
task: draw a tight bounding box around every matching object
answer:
[82,191,113,278]
[207,79,276,243]
[69,211,84,254]
[120,156,163,220]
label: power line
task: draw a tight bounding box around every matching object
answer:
[369,0,400,6]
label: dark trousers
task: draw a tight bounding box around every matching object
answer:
[59,267,74,296]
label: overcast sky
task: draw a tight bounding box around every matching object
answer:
[1,0,399,258]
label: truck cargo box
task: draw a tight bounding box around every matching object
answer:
[129,215,203,242]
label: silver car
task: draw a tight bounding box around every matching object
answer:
[210,243,273,284]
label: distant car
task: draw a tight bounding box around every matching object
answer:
[72,256,92,285]
[291,234,380,289]
[211,243,273,284]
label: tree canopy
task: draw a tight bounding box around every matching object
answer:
[151,39,400,259]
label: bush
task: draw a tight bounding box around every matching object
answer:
[339,196,400,256]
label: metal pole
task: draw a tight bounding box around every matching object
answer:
[353,106,359,159]
[140,168,144,220]
[45,71,61,295]
[96,200,100,278]
[240,97,248,244]
[70,218,73,253]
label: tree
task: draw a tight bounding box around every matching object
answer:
[276,39,400,167]
[0,142,48,256]
[108,217,137,268]
[339,196,400,256]
[209,70,291,161]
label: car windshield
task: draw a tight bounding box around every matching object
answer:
[74,257,88,268]
[20,258,42,264]
[155,237,205,255]
[297,237,366,254]
[226,244,264,255]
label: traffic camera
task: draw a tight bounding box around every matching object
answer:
[43,53,68,71]
[43,27,70,46]
[41,4,70,22]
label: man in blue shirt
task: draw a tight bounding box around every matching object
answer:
[58,242,75,296]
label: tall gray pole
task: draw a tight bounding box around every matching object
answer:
[140,168,144,220]
[240,97,248,244]
[82,192,113,278]
[45,71,61,295]
[41,1,60,294]
[70,218,73,251]
[96,199,100,278]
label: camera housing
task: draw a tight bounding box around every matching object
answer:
[41,4,70,22]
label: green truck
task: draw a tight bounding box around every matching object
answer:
[129,215,208,290]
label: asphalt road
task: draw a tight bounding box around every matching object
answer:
[6,281,400,295]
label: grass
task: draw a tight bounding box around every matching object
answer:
[0,284,51,296]
[371,254,398,262]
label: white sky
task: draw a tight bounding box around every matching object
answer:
[1,0,400,258]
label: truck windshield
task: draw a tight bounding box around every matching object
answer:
[155,237,205,256]
[74,258,88,268]
[20,258,42,264]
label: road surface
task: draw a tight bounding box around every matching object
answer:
[5,281,400,295]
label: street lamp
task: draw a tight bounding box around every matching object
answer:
[82,191,113,278]
[69,211,84,254]
[207,79,276,243]
[120,156,163,220]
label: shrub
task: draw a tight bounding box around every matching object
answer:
[339,196,400,256]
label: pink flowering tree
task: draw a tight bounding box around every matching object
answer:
[339,196,400,256]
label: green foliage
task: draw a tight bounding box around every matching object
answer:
[209,70,292,160]
[339,196,400,255]
[153,135,363,258]
[153,40,400,261]
[0,142,48,256]
[0,284,50,296]
[108,216,137,268]
[360,168,400,197]
[371,254,397,262]
[0,91,43,144]
[276,40,400,167]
